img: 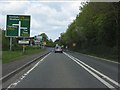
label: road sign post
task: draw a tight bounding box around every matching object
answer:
[23,45,25,53]
[6,15,31,52]
[10,37,12,51]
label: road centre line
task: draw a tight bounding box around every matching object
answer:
[7,53,51,89]
[64,52,119,89]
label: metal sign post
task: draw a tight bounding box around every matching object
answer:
[18,39,29,53]
[23,45,25,53]
[6,15,31,52]
[22,37,26,53]
[10,37,12,51]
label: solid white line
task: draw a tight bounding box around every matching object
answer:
[63,52,118,89]
[65,52,120,87]
[79,52,119,64]
[7,53,51,88]
[84,54,119,64]
[75,57,120,87]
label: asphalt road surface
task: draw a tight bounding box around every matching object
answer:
[7,51,119,89]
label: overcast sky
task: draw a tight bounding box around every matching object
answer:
[0,0,86,41]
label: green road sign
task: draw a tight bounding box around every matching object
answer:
[6,15,30,37]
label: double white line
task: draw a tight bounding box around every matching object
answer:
[64,52,120,89]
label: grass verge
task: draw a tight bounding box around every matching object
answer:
[81,52,119,63]
[71,47,119,63]
[2,47,46,64]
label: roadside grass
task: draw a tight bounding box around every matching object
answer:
[2,47,46,64]
[82,52,119,63]
[71,47,119,63]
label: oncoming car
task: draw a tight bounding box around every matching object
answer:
[54,46,63,53]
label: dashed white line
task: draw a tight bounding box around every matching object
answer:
[7,53,51,89]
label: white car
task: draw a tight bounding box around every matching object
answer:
[54,46,63,53]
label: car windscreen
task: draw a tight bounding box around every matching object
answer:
[55,46,61,49]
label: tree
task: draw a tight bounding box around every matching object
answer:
[59,2,119,57]
[39,33,48,42]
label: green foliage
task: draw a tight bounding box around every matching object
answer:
[39,33,48,42]
[3,48,45,63]
[2,30,10,50]
[46,39,55,47]
[39,33,55,47]
[2,30,23,51]
[59,2,119,61]
[2,30,55,50]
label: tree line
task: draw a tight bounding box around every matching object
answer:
[59,2,120,60]
[1,29,55,51]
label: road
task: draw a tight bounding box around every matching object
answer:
[7,51,119,89]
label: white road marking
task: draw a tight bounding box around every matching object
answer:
[75,51,119,64]
[64,52,119,89]
[68,53,120,87]
[75,58,120,87]
[0,54,48,81]
[7,53,51,89]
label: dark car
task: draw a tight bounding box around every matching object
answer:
[54,46,63,53]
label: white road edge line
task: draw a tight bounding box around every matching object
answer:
[77,52,119,64]
[67,53,120,88]
[75,58,120,87]
[63,52,118,89]
[7,53,51,89]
